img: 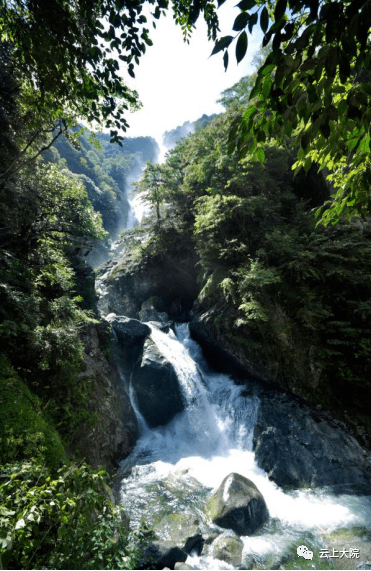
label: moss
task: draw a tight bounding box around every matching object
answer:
[321,527,371,542]
[204,491,219,521]
[0,355,66,470]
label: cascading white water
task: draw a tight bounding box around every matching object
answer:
[119,324,371,569]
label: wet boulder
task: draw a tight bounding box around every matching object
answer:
[110,316,150,368]
[132,338,185,428]
[253,391,371,490]
[152,513,203,555]
[139,297,170,324]
[211,535,244,567]
[141,541,187,570]
[205,473,269,536]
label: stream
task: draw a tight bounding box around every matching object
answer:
[116,323,371,570]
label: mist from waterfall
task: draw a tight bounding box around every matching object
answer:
[118,323,371,570]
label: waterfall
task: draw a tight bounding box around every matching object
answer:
[118,324,371,569]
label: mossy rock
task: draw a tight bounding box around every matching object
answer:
[152,512,203,555]
[320,527,371,570]
[205,473,269,536]
[279,541,334,570]
[0,356,65,470]
[211,534,244,567]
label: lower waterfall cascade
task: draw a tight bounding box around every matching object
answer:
[116,323,371,570]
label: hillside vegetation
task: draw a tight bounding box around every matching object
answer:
[120,87,371,443]
[0,51,146,569]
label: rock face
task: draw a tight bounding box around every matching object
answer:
[110,315,151,373]
[72,322,139,470]
[252,388,371,490]
[205,473,269,536]
[98,246,199,321]
[131,338,185,428]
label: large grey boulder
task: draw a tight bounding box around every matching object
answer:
[253,390,371,490]
[110,316,150,371]
[132,339,185,428]
[205,473,269,536]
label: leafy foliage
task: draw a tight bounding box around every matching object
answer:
[213,0,371,223]
[0,0,220,150]
[129,97,371,415]
[0,59,108,441]
[0,460,148,570]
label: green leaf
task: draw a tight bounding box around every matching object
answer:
[236,31,248,64]
[210,36,233,56]
[236,0,256,9]
[260,7,269,33]
[262,75,272,98]
[274,0,287,23]
[243,105,257,121]
[255,147,265,162]
[233,12,249,32]
[260,63,275,76]
[223,49,229,71]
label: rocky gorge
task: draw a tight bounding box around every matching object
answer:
[89,258,371,569]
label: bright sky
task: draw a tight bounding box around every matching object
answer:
[124,2,262,142]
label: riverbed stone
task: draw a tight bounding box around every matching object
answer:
[142,541,187,570]
[211,535,244,567]
[205,473,269,536]
[152,513,203,555]
[132,338,185,427]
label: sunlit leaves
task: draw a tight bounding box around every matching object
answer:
[212,0,371,223]
[2,0,221,142]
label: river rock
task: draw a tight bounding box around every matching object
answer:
[211,535,244,567]
[111,316,150,368]
[152,513,203,555]
[205,473,269,536]
[141,541,187,570]
[132,338,185,427]
[139,297,170,324]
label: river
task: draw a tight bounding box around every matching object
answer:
[115,322,371,570]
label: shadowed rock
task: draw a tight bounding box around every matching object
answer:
[132,339,185,428]
[205,473,269,536]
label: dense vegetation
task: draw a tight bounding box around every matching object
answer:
[0,49,148,569]
[1,0,371,567]
[125,78,371,437]
[214,0,371,223]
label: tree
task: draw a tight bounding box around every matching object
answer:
[0,0,220,149]
[212,0,371,224]
[133,161,167,220]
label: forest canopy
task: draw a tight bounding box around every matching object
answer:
[2,0,371,221]
[0,0,219,144]
[213,0,371,223]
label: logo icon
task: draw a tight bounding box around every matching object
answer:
[297,545,314,560]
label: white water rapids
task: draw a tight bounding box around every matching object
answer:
[118,323,371,570]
